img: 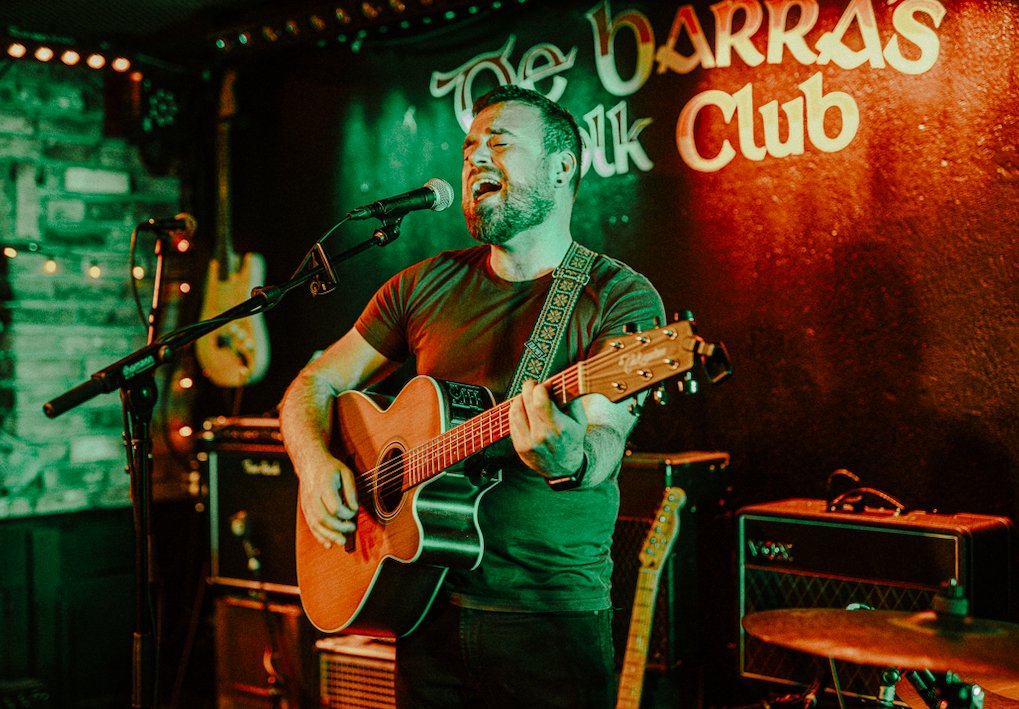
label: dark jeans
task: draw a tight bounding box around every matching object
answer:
[395,599,616,708]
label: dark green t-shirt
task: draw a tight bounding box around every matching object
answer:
[355,244,665,611]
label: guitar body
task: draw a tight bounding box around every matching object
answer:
[296,375,498,637]
[195,253,271,387]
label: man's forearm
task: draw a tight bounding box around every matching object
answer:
[577,423,628,488]
[279,370,335,478]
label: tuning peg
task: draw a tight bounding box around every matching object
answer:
[652,384,669,406]
[677,371,699,395]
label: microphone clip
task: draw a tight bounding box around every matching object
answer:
[370,213,404,247]
[309,242,338,297]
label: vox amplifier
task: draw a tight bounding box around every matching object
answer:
[737,499,1012,700]
[204,417,299,594]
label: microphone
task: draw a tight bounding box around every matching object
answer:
[347,178,455,220]
[140,212,197,236]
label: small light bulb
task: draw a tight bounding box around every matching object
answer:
[178,425,194,438]
[3,246,17,258]
[179,282,192,294]
[179,377,194,389]
[132,265,146,279]
[88,263,102,278]
[44,258,58,273]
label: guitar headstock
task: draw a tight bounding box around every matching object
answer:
[585,318,731,403]
[639,487,686,570]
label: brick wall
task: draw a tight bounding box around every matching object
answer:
[0,61,197,518]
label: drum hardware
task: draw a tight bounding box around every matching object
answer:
[742,581,1019,709]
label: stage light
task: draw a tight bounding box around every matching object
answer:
[111,57,131,72]
[8,43,27,59]
[262,25,280,42]
[389,0,407,12]
[60,49,80,65]
[86,53,106,69]
[309,14,328,31]
[336,8,352,24]
[34,46,54,62]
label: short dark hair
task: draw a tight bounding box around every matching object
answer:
[473,85,583,194]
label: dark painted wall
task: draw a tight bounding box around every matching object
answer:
[221,0,1017,565]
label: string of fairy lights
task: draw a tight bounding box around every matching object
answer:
[4,31,133,75]
[3,236,200,441]
[3,237,193,287]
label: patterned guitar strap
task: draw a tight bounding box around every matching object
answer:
[505,240,598,398]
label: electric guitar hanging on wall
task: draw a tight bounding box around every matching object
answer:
[295,319,729,637]
[195,67,271,388]
[615,487,686,709]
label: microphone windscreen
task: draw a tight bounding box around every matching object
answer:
[425,178,455,212]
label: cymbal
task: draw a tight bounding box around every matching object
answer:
[742,608,1019,683]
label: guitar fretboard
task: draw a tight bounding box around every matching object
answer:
[401,366,586,489]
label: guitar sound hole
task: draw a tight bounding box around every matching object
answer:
[375,446,406,519]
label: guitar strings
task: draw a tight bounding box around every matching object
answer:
[365,366,584,497]
[363,329,682,497]
[362,325,688,499]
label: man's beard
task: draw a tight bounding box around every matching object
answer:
[466,172,555,246]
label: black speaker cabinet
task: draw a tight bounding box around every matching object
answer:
[204,417,300,594]
[737,499,1012,700]
[611,450,730,674]
[215,593,319,708]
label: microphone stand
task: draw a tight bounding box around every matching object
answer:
[42,215,405,708]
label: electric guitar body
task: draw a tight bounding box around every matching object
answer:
[194,67,271,388]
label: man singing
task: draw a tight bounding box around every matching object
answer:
[280,85,665,708]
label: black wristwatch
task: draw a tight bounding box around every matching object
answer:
[546,453,588,491]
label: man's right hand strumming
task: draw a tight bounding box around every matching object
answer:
[299,457,359,549]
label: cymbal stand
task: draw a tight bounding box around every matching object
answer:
[881,668,985,709]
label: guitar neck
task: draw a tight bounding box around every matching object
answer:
[617,567,663,709]
[394,321,716,491]
[215,68,236,274]
[402,367,584,489]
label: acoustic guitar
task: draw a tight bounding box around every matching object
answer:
[616,487,686,709]
[195,67,270,388]
[295,319,726,637]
